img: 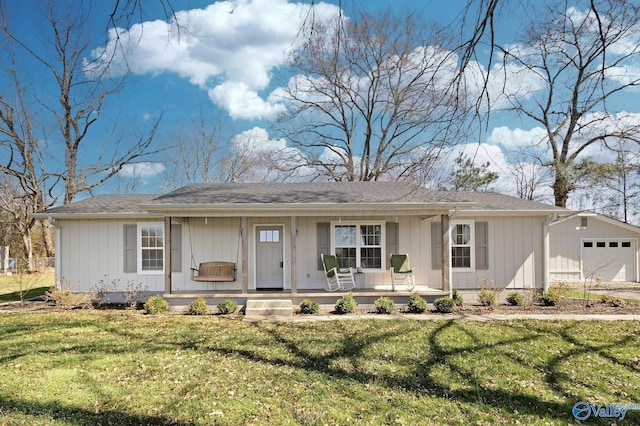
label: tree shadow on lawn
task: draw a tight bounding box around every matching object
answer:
[0,395,196,426]
[207,319,640,423]
[0,286,49,303]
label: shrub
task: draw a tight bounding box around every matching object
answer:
[46,287,74,309]
[299,298,320,314]
[217,300,238,314]
[122,281,149,309]
[334,292,357,314]
[144,295,169,315]
[187,297,208,315]
[479,289,497,307]
[506,292,525,306]
[407,295,428,313]
[452,289,464,307]
[540,288,560,306]
[601,294,626,308]
[90,277,118,307]
[434,297,455,313]
[374,297,395,314]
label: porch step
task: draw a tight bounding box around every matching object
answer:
[245,299,292,321]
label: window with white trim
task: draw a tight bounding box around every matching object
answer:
[138,223,164,273]
[451,221,474,269]
[332,222,383,269]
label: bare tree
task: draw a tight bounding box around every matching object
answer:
[498,0,640,207]
[163,111,228,189]
[586,143,640,223]
[274,10,470,183]
[507,153,552,201]
[0,0,161,267]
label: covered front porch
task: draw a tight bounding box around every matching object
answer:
[161,213,455,297]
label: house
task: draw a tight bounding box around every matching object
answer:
[33,182,639,306]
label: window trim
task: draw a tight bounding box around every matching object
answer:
[137,222,164,275]
[330,221,385,271]
[451,220,475,271]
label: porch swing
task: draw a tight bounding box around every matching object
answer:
[188,218,239,283]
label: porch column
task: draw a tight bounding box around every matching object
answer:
[441,214,450,294]
[241,216,248,294]
[164,216,172,294]
[290,216,298,295]
[542,219,550,291]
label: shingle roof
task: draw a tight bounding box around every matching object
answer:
[35,183,569,217]
[147,182,454,206]
[450,191,566,212]
[39,194,160,215]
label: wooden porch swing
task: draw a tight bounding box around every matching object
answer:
[188,218,239,283]
[191,261,236,282]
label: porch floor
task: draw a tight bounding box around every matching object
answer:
[165,285,446,298]
[164,286,448,311]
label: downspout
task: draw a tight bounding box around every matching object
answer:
[50,216,62,289]
[542,215,552,292]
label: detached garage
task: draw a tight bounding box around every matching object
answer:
[549,213,640,283]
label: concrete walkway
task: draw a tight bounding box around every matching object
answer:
[287,312,640,322]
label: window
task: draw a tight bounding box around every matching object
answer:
[139,224,164,273]
[259,229,280,242]
[609,242,618,248]
[332,222,383,269]
[431,220,485,271]
[622,242,632,248]
[596,242,606,248]
[451,223,473,268]
[583,241,593,248]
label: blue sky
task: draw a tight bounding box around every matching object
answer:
[5,0,639,211]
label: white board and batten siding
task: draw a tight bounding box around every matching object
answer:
[57,213,551,293]
[57,218,166,293]
[425,216,545,290]
[550,216,640,283]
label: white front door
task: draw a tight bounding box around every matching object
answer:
[256,226,284,289]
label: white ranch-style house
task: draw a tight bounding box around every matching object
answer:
[34,182,640,307]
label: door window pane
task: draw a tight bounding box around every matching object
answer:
[259,229,280,243]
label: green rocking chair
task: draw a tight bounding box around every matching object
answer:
[390,254,415,291]
[321,254,356,292]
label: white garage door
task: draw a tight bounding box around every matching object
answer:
[582,240,636,282]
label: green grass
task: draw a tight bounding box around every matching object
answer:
[0,312,639,425]
[0,272,54,303]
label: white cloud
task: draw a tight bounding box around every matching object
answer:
[119,162,166,178]
[90,0,341,120]
[605,65,640,89]
[209,82,287,120]
[486,126,549,150]
[231,126,287,152]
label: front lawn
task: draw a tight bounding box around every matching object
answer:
[0,272,53,303]
[0,312,638,425]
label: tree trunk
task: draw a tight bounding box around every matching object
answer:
[22,230,34,272]
[41,219,55,257]
[552,174,570,208]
